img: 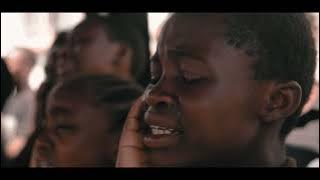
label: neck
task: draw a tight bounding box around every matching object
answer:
[176,140,287,167]
[201,124,287,167]
[237,123,287,167]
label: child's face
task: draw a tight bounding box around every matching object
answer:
[33,90,119,167]
[143,14,265,166]
[69,19,126,77]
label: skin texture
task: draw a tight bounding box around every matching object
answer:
[31,90,119,167]
[117,14,302,167]
[68,18,132,81]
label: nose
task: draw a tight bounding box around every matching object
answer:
[144,82,177,111]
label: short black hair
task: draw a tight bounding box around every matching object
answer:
[172,13,316,138]
[51,75,143,130]
[223,13,316,137]
[85,13,151,87]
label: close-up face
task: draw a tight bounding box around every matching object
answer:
[143,14,268,166]
[33,89,120,167]
[69,19,123,77]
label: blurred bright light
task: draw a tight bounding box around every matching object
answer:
[28,64,46,91]
[148,13,170,55]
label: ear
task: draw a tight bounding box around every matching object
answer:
[112,43,132,80]
[259,81,302,123]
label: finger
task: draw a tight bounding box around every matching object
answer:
[116,96,148,167]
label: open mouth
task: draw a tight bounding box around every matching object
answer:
[142,122,184,149]
[141,103,185,149]
[148,125,183,135]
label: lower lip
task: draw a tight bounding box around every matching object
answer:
[143,133,182,149]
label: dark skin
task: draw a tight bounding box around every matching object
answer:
[31,89,120,167]
[117,14,302,167]
[30,19,135,166]
[49,42,74,81]
[69,18,132,81]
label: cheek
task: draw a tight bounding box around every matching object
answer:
[75,125,117,163]
[179,84,259,150]
[54,136,105,166]
[53,137,82,164]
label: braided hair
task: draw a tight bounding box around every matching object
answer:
[50,75,143,130]
[84,13,151,87]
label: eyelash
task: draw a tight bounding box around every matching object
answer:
[150,71,206,86]
[149,52,207,86]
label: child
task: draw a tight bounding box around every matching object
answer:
[10,31,70,167]
[116,13,317,167]
[31,75,142,167]
[68,13,150,87]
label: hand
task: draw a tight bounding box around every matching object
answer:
[116,96,149,167]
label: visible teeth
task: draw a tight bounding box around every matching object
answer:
[150,125,172,130]
[150,126,174,135]
[152,128,158,134]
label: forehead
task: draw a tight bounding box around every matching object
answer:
[47,91,117,131]
[160,14,227,50]
[47,87,91,113]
